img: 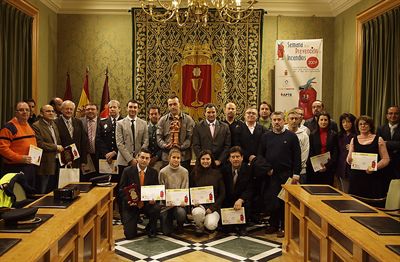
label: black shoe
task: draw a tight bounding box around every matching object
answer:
[147,230,157,238]
[237,226,247,236]
[265,225,278,234]
[175,225,184,235]
[277,229,284,238]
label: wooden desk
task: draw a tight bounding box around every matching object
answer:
[0,184,115,262]
[282,185,400,262]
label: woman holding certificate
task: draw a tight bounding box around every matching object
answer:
[346,116,390,198]
[307,112,338,186]
[190,150,225,235]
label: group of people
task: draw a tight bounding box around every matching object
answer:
[0,95,398,240]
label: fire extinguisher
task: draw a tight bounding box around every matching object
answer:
[298,77,317,120]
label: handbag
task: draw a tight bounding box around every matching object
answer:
[58,168,80,188]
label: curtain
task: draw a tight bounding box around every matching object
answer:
[361,7,400,127]
[0,1,33,125]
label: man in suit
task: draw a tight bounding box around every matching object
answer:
[192,103,231,167]
[147,105,162,172]
[221,146,253,235]
[157,96,195,170]
[304,100,338,133]
[116,99,149,174]
[119,149,161,239]
[233,107,266,164]
[377,106,400,182]
[80,103,100,177]
[54,100,88,171]
[32,105,64,193]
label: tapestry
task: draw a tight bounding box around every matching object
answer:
[132,8,264,120]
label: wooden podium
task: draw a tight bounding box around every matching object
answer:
[0,184,115,261]
[282,185,400,262]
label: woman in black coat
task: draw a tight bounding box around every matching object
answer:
[307,112,339,186]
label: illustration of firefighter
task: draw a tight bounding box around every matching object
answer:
[277,42,285,60]
[298,77,317,120]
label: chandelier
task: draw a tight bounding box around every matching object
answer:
[139,0,258,26]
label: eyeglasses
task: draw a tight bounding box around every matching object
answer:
[44,110,55,113]
[16,109,30,112]
[358,122,369,126]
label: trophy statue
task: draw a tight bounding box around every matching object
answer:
[170,116,181,146]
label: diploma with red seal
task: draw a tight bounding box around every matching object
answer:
[165,188,190,206]
[140,185,166,201]
[190,186,214,205]
[221,207,246,225]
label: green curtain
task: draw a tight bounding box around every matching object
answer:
[0,1,33,126]
[361,7,400,127]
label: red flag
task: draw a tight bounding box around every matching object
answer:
[100,69,110,119]
[76,68,90,118]
[63,72,73,101]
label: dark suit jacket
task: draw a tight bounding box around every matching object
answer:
[377,123,400,178]
[307,129,338,175]
[192,120,231,162]
[119,165,159,204]
[233,121,266,163]
[96,116,122,159]
[220,163,253,207]
[55,116,88,167]
[32,118,62,176]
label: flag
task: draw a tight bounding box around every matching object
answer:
[76,68,90,118]
[99,68,110,119]
[63,72,73,101]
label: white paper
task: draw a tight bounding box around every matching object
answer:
[140,185,166,201]
[221,207,246,225]
[81,154,96,174]
[351,152,378,171]
[29,144,43,166]
[190,186,214,205]
[165,188,190,206]
[278,177,293,201]
[310,152,331,172]
[99,159,118,174]
[58,168,80,188]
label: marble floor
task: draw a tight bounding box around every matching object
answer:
[103,218,295,262]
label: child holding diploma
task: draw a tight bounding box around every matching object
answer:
[190,150,225,235]
[159,147,189,235]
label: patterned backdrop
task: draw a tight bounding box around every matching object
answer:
[132,8,264,120]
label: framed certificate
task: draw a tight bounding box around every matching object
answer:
[29,144,43,166]
[221,207,246,225]
[81,154,96,174]
[140,185,166,201]
[190,186,214,205]
[278,177,293,201]
[165,188,190,206]
[351,152,378,171]
[310,152,331,172]
[99,159,118,174]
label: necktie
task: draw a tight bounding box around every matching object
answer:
[210,122,215,137]
[390,126,394,139]
[233,169,238,188]
[138,170,145,208]
[49,124,58,144]
[67,120,73,138]
[112,118,116,128]
[88,119,95,153]
[131,120,136,152]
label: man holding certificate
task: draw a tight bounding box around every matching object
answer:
[347,116,390,198]
[190,150,225,235]
[119,149,161,239]
[221,146,253,235]
[159,148,189,235]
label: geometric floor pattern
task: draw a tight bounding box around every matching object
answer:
[115,223,282,262]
